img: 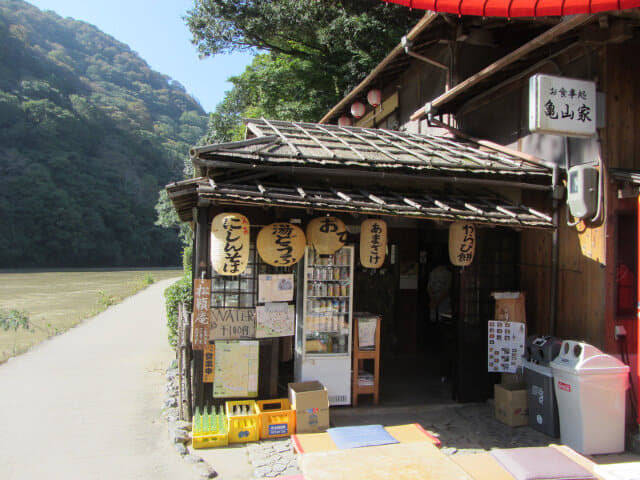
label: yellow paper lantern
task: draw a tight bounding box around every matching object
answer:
[306,216,347,255]
[257,222,306,267]
[449,222,476,266]
[360,219,387,268]
[211,213,250,275]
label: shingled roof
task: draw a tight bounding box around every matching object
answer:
[190,119,552,179]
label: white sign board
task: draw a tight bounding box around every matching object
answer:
[529,74,596,138]
[258,274,294,303]
[488,320,526,374]
[256,302,295,338]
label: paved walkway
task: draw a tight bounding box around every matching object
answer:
[0,278,195,480]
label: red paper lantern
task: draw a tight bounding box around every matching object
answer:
[338,115,353,127]
[367,89,382,108]
[350,101,366,119]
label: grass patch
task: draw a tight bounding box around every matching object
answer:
[0,268,180,363]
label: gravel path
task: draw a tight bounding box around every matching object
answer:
[0,278,195,480]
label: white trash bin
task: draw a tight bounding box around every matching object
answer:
[550,340,629,455]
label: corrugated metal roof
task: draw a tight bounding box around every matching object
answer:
[190,119,552,178]
[167,177,553,228]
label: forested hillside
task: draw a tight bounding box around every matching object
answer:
[0,0,207,267]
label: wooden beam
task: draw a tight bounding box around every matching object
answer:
[319,12,439,124]
[411,14,596,120]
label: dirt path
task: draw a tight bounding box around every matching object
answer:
[0,278,195,479]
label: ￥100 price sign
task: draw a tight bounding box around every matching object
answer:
[529,74,596,138]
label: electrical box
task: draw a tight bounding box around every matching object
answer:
[567,165,598,219]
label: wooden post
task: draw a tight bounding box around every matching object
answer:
[192,206,210,410]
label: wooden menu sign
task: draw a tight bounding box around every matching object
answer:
[306,216,347,254]
[191,279,211,350]
[211,213,250,275]
[449,222,476,266]
[203,344,215,383]
[360,219,387,268]
[257,222,306,267]
[210,308,256,340]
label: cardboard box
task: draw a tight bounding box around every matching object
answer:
[494,383,528,427]
[288,381,330,433]
[492,291,526,324]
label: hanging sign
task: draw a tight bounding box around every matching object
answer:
[210,308,256,340]
[307,216,347,254]
[203,344,215,383]
[360,219,387,268]
[449,222,476,266]
[211,213,250,275]
[257,222,306,267]
[529,74,596,138]
[191,279,211,350]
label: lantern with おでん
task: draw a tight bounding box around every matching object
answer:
[257,222,306,267]
[360,219,387,268]
[350,101,365,119]
[306,216,347,255]
[367,89,382,108]
[211,213,250,275]
[449,222,476,266]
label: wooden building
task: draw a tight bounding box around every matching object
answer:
[319,10,640,422]
[166,9,640,426]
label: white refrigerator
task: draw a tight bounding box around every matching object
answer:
[295,246,354,406]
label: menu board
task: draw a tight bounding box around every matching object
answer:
[488,321,526,373]
[258,274,294,303]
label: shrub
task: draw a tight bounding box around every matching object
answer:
[0,309,30,331]
[164,273,192,348]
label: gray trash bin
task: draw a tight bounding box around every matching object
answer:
[523,335,562,437]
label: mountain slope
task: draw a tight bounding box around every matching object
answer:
[0,0,206,267]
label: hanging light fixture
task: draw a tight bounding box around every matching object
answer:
[350,101,366,119]
[367,89,382,108]
[338,115,353,127]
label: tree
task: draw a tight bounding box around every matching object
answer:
[186,0,421,97]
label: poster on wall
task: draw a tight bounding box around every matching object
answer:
[487,321,526,373]
[213,340,259,398]
[191,279,211,350]
[210,213,250,276]
[210,308,256,340]
[256,302,295,338]
[258,274,294,303]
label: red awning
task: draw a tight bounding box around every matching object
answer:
[383,0,640,17]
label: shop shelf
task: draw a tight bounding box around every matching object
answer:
[225,400,260,443]
[256,398,296,439]
[192,406,228,449]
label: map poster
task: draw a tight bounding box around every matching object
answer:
[191,279,211,350]
[210,308,256,340]
[258,274,294,303]
[213,340,259,398]
[256,302,295,338]
[488,321,526,373]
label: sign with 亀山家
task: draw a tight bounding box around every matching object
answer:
[210,308,256,340]
[191,279,211,350]
[529,74,596,137]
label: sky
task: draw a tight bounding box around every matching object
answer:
[27,0,255,113]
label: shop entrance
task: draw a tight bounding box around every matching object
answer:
[353,222,520,406]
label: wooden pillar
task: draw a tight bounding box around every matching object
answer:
[193,206,210,410]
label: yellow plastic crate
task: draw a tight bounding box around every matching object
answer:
[256,398,296,439]
[192,406,228,449]
[225,400,260,443]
